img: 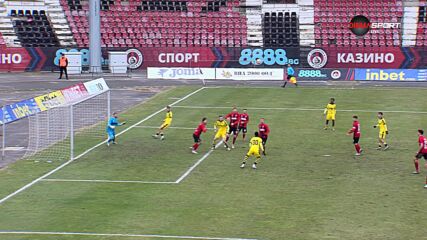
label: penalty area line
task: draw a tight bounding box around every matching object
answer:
[40,179,177,184]
[175,141,223,184]
[0,231,258,240]
[135,126,214,130]
[173,106,427,114]
[0,87,207,205]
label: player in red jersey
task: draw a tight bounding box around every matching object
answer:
[225,107,240,149]
[237,109,250,141]
[190,117,208,154]
[412,129,427,188]
[258,118,270,155]
[347,115,363,156]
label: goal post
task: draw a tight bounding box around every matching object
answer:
[24,89,110,162]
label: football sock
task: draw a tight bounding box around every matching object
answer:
[232,136,237,144]
[355,144,361,153]
[378,144,382,148]
[384,143,388,147]
[415,159,420,172]
[255,157,260,164]
[225,136,230,142]
[425,176,427,185]
[193,143,199,150]
[332,120,335,127]
[242,133,246,140]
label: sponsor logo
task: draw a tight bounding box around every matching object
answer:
[331,70,341,79]
[239,48,299,66]
[126,49,143,69]
[355,69,427,81]
[216,68,284,80]
[158,53,200,63]
[338,53,394,64]
[158,68,204,78]
[298,70,327,78]
[307,49,328,69]
[220,70,233,78]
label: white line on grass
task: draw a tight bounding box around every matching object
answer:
[41,179,176,184]
[42,138,221,185]
[203,85,427,90]
[135,126,214,130]
[175,141,223,184]
[0,231,258,240]
[0,87,206,205]
[174,106,427,114]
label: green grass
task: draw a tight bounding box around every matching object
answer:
[0,86,427,240]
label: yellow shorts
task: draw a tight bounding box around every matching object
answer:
[289,77,297,84]
[326,114,336,121]
[379,131,387,140]
[246,147,261,158]
[160,121,171,129]
[215,131,227,140]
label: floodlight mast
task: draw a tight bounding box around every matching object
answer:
[89,0,102,73]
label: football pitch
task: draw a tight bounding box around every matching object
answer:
[0,86,426,240]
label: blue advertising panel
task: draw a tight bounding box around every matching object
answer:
[355,69,427,81]
[294,69,355,81]
[3,98,41,123]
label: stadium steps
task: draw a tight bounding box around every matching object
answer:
[44,0,76,46]
[246,8,263,46]
[401,5,418,46]
[298,0,315,47]
[0,2,20,46]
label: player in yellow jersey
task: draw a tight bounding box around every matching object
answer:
[212,115,231,151]
[324,98,336,131]
[240,132,264,169]
[373,112,389,150]
[153,105,172,140]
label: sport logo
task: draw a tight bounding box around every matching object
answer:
[349,15,370,36]
[307,49,327,69]
[126,49,143,69]
[331,70,341,79]
[349,15,401,36]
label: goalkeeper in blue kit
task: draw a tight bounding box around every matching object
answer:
[106,112,126,146]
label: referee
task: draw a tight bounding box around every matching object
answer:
[282,64,296,88]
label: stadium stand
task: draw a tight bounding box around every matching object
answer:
[314,0,404,47]
[62,0,247,48]
[416,2,427,46]
[1,0,426,48]
[263,11,299,47]
[11,9,60,47]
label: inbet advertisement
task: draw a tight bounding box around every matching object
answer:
[355,69,427,81]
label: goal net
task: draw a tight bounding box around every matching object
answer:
[24,90,110,161]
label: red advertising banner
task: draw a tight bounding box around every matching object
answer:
[0,46,426,72]
[60,82,89,102]
[321,47,406,69]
